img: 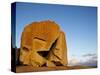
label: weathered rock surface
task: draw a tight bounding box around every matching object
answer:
[19,20,68,67]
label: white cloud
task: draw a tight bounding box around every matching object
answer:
[68,58,80,66]
[68,53,97,67]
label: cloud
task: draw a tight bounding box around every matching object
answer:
[79,59,97,67]
[82,53,97,57]
[68,58,80,66]
[68,53,97,67]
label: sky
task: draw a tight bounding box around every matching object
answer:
[15,2,97,66]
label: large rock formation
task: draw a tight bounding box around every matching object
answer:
[19,20,68,67]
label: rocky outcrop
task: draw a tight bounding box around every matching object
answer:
[19,20,68,67]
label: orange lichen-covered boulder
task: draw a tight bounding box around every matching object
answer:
[19,20,68,67]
